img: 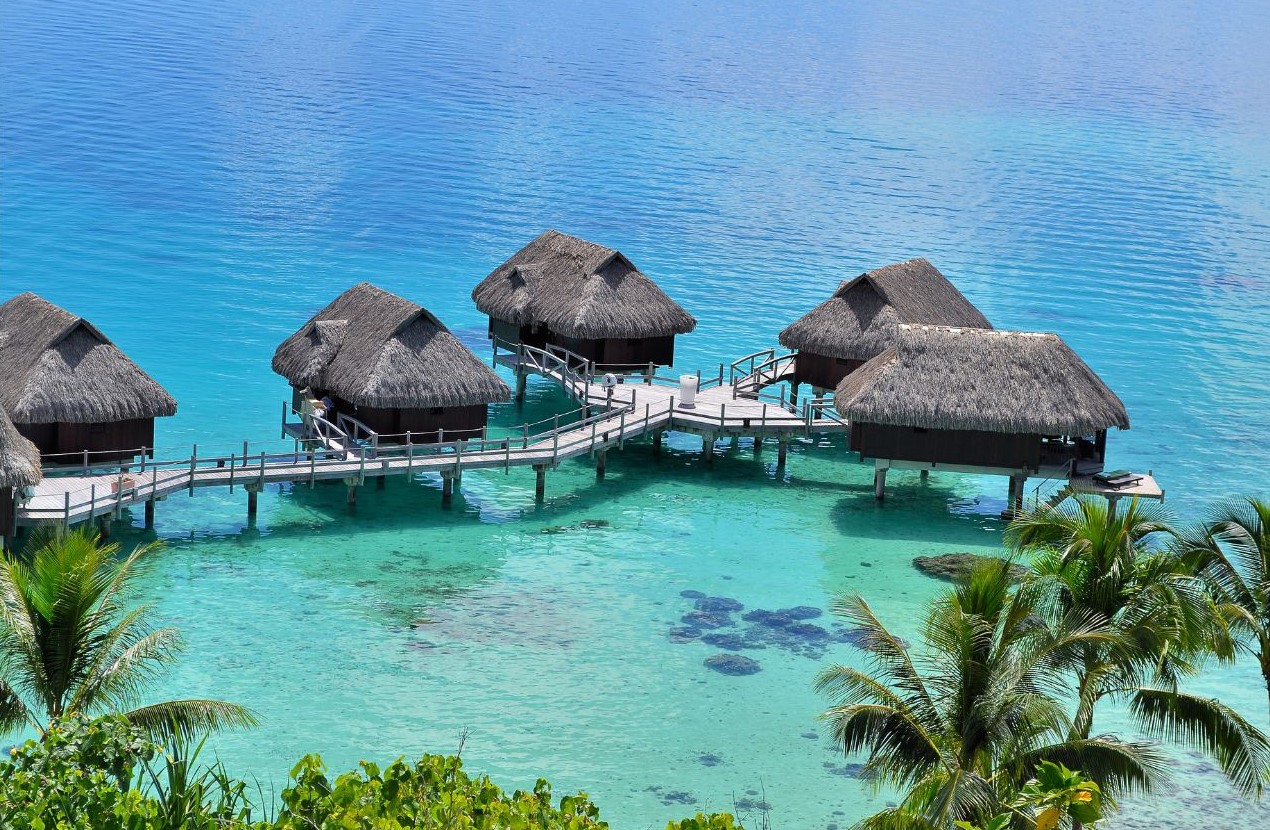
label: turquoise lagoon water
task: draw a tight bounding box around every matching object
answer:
[3,0,1270,826]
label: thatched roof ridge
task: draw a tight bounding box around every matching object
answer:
[0,407,42,490]
[0,293,178,424]
[272,283,511,409]
[471,230,696,339]
[835,325,1130,435]
[779,258,991,360]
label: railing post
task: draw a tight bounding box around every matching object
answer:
[761,403,767,429]
[309,446,316,487]
[188,445,197,495]
[259,451,267,484]
[83,449,89,474]
[140,448,147,473]
[438,428,444,446]
[619,410,627,448]
[89,484,96,522]
[720,402,726,427]
[590,417,598,452]
[523,423,529,449]
[229,453,236,493]
[358,449,365,483]
[63,491,71,529]
[243,440,249,465]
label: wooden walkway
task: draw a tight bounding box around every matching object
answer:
[16,346,849,529]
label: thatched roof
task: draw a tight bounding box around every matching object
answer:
[0,293,178,425]
[272,283,511,408]
[835,325,1130,435]
[779,258,991,360]
[0,407,42,490]
[471,230,696,339]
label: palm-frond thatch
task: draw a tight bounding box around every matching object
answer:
[0,293,177,424]
[779,258,990,360]
[272,283,511,408]
[835,325,1130,435]
[0,407,41,489]
[471,230,697,339]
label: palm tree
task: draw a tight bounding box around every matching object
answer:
[816,561,1163,830]
[1192,497,1270,720]
[1006,497,1270,797]
[0,527,255,741]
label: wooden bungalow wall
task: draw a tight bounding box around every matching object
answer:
[794,351,864,390]
[488,315,677,369]
[851,422,1043,471]
[554,334,675,368]
[18,418,156,464]
[333,398,489,444]
[0,487,14,543]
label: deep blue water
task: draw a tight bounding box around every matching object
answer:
[3,1,1270,827]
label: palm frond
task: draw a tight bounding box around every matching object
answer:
[1130,687,1270,797]
[1012,735,1166,802]
[124,699,259,744]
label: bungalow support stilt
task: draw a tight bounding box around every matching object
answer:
[753,436,763,454]
[533,464,547,502]
[874,465,888,501]
[777,437,788,467]
[596,449,607,480]
[920,469,929,482]
[651,430,663,458]
[702,433,715,466]
[144,499,156,529]
[98,515,111,540]
[376,476,386,491]
[344,477,359,509]
[441,471,454,507]
[515,369,527,403]
[246,483,261,522]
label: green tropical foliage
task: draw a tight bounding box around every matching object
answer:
[816,559,1161,830]
[0,714,741,830]
[1016,761,1103,829]
[1192,497,1270,719]
[0,527,255,742]
[1005,497,1270,796]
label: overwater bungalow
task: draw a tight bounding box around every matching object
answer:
[0,292,177,464]
[273,282,511,443]
[472,230,696,369]
[0,407,42,551]
[835,325,1130,505]
[779,258,990,392]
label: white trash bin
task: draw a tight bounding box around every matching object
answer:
[679,374,698,408]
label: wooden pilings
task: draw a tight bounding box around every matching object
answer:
[144,498,156,529]
[874,466,888,501]
[514,369,527,403]
[595,449,607,480]
[753,435,763,454]
[777,437,788,467]
[703,433,715,466]
[651,430,663,458]
[441,471,455,506]
[533,464,547,502]
[376,476,386,491]
[920,469,929,482]
[1003,474,1027,519]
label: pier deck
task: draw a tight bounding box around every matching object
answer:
[16,346,848,529]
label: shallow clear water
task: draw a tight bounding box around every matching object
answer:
[3,0,1270,826]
